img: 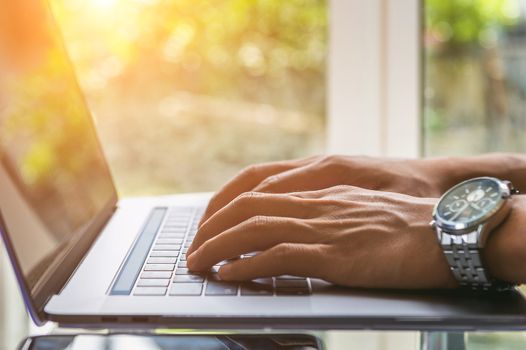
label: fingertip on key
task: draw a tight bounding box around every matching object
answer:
[218,264,234,280]
[186,251,198,269]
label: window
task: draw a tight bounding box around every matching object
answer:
[51,0,328,196]
[424,0,526,156]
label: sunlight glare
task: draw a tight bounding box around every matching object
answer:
[90,0,119,11]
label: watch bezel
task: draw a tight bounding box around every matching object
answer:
[432,177,511,235]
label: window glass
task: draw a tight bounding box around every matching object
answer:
[49,0,327,196]
[424,0,526,156]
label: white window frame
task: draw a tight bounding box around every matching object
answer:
[327,0,421,348]
[328,0,421,158]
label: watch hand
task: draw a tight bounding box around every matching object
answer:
[450,203,469,221]
[469,202,482,211]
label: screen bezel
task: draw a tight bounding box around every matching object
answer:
[0,0,119,325]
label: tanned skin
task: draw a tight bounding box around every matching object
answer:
[187,153,526,288]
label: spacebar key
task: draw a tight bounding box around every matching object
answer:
[205,281,238,295]
[111,208,167,295]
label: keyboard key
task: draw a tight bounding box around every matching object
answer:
[141,271,172,279]
[276,275,306,280]
[201,266,220,275]
[205,281,238,296]
[166,217,190,222]
[175,268,190,275]
[153,244,181,251]
[134,287,167,296]
[169,283,203,296]
[144,264,175,271]
[137,279,170,287]
[173,275,204,283]
[166,215,190,224]
[276,289,311,296]
[157,238,184,245]
[180,254,187,261]
[163,224,188,230]
[150,251,179,257]
[275,279,309,289]
[159,233,186,239]
[177,261,187,268]
[147,257,177,264]
[161,228,187,234]
[240,278,274,296]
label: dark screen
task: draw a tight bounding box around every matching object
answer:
[0,1,116,295]
[26,334,321,350]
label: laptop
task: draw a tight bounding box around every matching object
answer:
[2,0,526,331]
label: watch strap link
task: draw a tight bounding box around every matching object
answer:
[438,228,491,289]
[437,228,514,291]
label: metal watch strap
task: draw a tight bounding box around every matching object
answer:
[436,227,492,289]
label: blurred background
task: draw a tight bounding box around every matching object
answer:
[51,0,327,197]
[425,0,526,156]
[1,0,526,349]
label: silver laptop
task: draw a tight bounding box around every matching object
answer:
[2,0,526,330]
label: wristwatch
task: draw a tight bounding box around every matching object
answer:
[431,177,519,290]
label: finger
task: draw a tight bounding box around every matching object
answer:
[200,155,320,226]
[286,184,361,200]
[189,192,317,255]
[217,243,329,281]
[187,216,314,271]
[252,162,341,194]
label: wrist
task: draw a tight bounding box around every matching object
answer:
[424,153,526,195]
[484,195,526,284]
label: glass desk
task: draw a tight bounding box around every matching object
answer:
[21,328,526,350]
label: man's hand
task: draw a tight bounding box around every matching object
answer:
[198,155,443,228]
[187,185,457,289]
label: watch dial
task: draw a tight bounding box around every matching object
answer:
[437,178,503,225]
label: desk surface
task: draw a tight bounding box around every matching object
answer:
[21,328,526,350]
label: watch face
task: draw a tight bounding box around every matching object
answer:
[436,178,504,228]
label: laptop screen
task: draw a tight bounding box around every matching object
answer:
[0,1,117,296]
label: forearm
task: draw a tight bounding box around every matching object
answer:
[424,153,526,194]
[484,195,526,284]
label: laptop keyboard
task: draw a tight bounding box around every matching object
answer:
[123,207,312,297]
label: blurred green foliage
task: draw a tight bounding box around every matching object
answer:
[426,0,520,50]
[425,0,526,156]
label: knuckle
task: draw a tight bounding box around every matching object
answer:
[240,164,260,177]
[273,243,295,260]
[318,154,344,167]
[233,191,257,205]
[320,154,339,164]
[259,174,280,187]
[332,184,355,192]
[246,215,270,228]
